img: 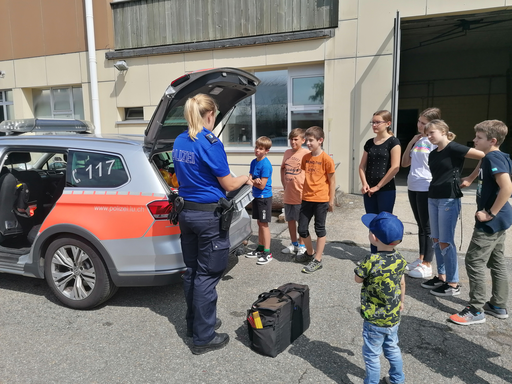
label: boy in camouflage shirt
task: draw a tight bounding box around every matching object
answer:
[354,212,407,384]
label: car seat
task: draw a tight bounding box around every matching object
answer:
[0,172,24,244]
[7,153,45,224]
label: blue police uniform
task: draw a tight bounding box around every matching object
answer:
[172,127,231,346]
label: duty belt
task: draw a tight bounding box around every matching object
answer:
[183,200,219,212]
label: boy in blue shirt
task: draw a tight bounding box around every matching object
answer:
[450,120,512,325]
[355,211,407,384]
[246,136,273,265]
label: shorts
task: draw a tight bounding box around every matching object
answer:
[284,203,301,222]
[252,197,272,223]
[298,201,329,238]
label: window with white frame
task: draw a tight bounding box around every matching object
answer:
[33,87,84,119]
[0,90,14,123]
[222,65,324,148]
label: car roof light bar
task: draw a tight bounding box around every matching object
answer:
[0,118,95,135]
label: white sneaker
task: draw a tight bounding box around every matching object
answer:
[281,244,297,254]
[408,263,432,279]
[406,258,422,271]
[296,246,306,256]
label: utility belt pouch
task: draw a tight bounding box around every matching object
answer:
[218,197,235,231]
[168,192,184,225]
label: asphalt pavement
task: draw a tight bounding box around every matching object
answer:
[1,183,512,383]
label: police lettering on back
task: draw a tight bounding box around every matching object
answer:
[172,149,196,164]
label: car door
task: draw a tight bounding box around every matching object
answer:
[144,67,260,156]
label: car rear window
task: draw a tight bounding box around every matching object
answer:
[68,151,128,188]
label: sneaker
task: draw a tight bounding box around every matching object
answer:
[420,276,445,289]
[406,258,422,271]
[302,259,323,273]
[483,302,509,319]
[256,252,273,265]
[294,251,314,264]
[281,244,297,254]
[449,306,486,325]
[408,263,433,279]
[430,283,461,297]
[296,246,306,256]
[246,249,263,258]
[381,377,391,384]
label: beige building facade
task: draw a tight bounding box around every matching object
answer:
[1,0,512,193]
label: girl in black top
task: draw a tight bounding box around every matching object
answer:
[421,119,484,297]
[359,110,401,252]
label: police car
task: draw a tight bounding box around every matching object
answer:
[0,68,259,309]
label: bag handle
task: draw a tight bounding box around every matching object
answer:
[252,289,294,309]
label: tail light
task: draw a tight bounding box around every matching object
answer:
[147,200,172,220]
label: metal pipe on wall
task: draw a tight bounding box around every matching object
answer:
[507,52,512,128]
[85,0,101,133]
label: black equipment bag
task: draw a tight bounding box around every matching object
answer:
[247,283,310,357]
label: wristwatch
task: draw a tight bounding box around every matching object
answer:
[486,209,496,219]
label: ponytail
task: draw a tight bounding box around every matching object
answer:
[425,119,456,141]
[184,94,218,141]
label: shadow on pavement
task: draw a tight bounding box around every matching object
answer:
[288,335,365,384]
[400,315,512,383]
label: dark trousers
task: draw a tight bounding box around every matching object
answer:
[179,209,230,345]
[298,201,329,239]
[408,190,434,262]
[363,189,396,253]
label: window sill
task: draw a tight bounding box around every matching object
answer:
[225,146,288,154]
[116,120,149,125]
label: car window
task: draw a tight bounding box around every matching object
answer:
[68,151,128,188]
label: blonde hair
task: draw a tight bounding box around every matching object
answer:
[426,119,456,141]
[373,110,393,135]
[184,94,218,141]
[420,107,441,122]
[474,120,508,146]
[256,136,272,150]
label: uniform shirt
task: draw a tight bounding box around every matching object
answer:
[363,136,401,191]
[407,136,436,192]
[281,147,310,205]
[250,157,273,199]
[172,128,230,203]
[301,151,335,203]
[354,250,407,327]
[475,150,512,234]
[428,141,470,199]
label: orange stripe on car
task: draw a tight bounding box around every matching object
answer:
[40,190,180,240]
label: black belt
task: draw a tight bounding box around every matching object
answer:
[183,200,219,212]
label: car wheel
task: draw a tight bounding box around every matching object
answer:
[44,237,117,309]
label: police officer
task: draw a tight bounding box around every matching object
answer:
[172,93,252,354]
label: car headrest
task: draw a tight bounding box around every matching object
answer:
[0,166,9,177]
[5,152,31,165]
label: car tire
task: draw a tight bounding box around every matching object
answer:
[44,236,117,309]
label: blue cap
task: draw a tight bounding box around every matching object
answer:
[361,211,404,245]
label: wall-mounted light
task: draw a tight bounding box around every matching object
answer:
[114,60,129,71]
[0,70,5,78]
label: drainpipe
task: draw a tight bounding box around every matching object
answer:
[507,53,512,129]
[85,0,101,133]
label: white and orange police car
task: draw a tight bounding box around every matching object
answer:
[0,68,259,309]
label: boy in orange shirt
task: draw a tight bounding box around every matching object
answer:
[280,128,310,257]
[295,126,336,273]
